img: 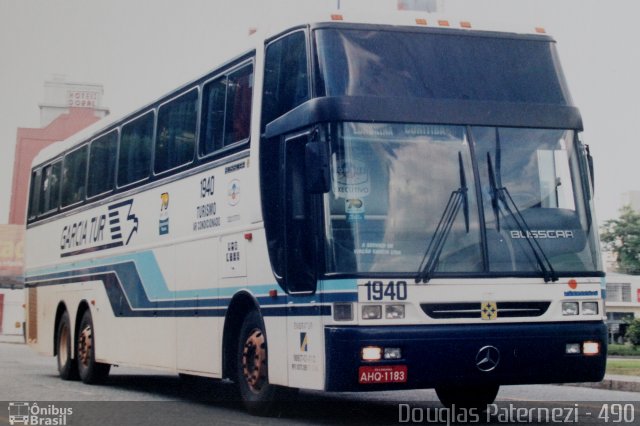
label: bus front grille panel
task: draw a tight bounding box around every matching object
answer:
[421,301,551,319]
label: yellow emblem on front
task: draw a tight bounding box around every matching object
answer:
[481,301,498,320]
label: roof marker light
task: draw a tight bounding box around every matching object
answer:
[438,20,450,27]
[460,21,472,29]
[415,18,427,26]
[331,14,344,21]
[535,27,546,34]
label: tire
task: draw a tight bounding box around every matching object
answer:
[76,309,111,384]
[435,383,499,410]
[236,310,288,416]
[56,311,78,380]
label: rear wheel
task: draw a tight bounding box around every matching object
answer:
[56,311,78,380]
[435,383,499,410]
[236,310,290,416]
[77,309,111,384]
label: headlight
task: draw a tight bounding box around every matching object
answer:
[333,303,353,321]
[385,305,405,319]
[582,302,598,315]
[362,305,382,320]
[562,302,579,316]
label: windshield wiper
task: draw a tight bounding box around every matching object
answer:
[486,154,558,283]
[416,152,469,284]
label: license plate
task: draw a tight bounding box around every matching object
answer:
[358,365,407,384]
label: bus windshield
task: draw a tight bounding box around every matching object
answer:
[324,123,601,277]
[314,27,570,105]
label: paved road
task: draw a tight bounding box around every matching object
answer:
[1,342,639,425]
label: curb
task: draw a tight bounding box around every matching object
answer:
[560,377,640,393]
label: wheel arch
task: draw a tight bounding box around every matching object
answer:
[222,291,261,380]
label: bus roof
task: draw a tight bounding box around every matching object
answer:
[32,9,551,167]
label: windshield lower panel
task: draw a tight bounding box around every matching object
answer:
[324,123,601,277]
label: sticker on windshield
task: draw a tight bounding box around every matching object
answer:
[345,198,365,221]
[333,159,370,199]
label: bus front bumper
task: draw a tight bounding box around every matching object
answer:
[324,321,607,392]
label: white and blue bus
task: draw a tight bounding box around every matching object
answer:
[25,11,606,414]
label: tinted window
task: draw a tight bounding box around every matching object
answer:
[225,66,253,145]
[200,78,226,155]
[155,89,198,173]
[315,29,570,104]
[88,131,117,198]
[118,111,154,187]
[27,170,41,219]
[61,146,88,207]
[39,161,62,214]
[200,63,253,157]
[262,31,309,130]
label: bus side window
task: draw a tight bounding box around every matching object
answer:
[27,169,41,221]
[261,31,309,132]
[118,111,154,187]
[39,161,62,215]
[225,65,253,146]
[87,131,117,198]
[155,89,198,174]
[61,145,88,208]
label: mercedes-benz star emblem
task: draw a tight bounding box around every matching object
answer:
[476,345,500,372]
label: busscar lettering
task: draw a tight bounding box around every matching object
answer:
[510,230,574,239]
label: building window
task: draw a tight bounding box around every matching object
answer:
[607,282,632,302]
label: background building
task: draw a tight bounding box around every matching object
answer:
[8,77,108,225]
[606,273,640,343]
[1,78,108,339]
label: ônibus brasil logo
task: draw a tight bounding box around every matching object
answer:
[60,199,139,258]
[8,402,73,425]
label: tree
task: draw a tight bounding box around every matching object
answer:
[625,318,640,349]
[601,205,640,275]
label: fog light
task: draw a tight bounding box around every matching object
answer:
[362,305,382,320]
[565,343,581,354]
[333,303,353,321]
[384,347,402,360]
[562,302,579,316]
[583,341,600,356]
[362,346,382,361]
[582,302,598,315]
[385,305,405,319]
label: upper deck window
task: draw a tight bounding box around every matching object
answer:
[314,28,570,105]
[200,63,253,157]
[261,31,309,131]
[61,145,88,207]
[118,111,154,187]
[156,89,198,173]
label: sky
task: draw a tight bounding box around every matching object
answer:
[0,0,639,225]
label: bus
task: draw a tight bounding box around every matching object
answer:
[24,11,607,414]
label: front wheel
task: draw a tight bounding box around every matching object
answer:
[435,383,499,410]
[236,310,290,416]
[77,309,111,384]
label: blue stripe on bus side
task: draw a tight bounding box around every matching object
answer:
[25,251,357,317]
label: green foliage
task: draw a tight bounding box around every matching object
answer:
[608,343,639,356]
[625,318,640,349]
[601,205,640,274]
